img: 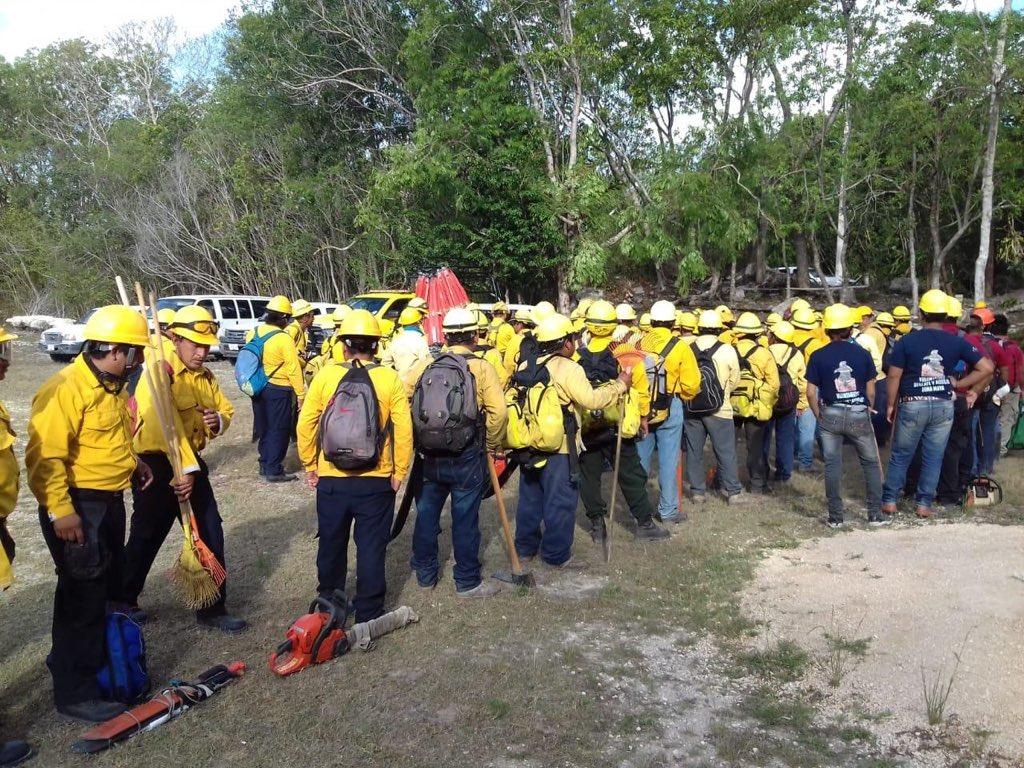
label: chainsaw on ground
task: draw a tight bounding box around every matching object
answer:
[964,475,1002,507]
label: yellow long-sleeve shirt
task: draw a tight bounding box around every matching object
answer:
[490,320,515,357]
[734,338,780,421]
[446,345,507,451]
[856,325,888,381]
[0,401,18,588]
[533,354,627,455]
[26,356,138,521]
[286,320,308,363]
[503,331,528,379]
[640,328,702,400]
[769,342,809,411]
[380,328,431,380]
[792,329,825,365]
[249,323,305,398]
[297,360,412,480]
[474,345,510,389]
[132,364,200,473]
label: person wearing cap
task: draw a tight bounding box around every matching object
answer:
[804,305,885,527]
[577,301,668,542]
[286,299,316,368]
[676,311,698,344]
[488,301,515,356]
[881,290,992,518]
[472,309,508,385]
[964,306,1010,476]
[763,321,807,484]
[319,305,352,363]
[683,310,746,503]
[0,325,33,768]
[251,295,305,482]
[514,313,633,567]
[503,307,538,378]
[297,310,412,621]
[380,304,431,383]
[26,306,156,723]
[116,306,244,634]
[715,305,737,345]
[790,306,825,473]
[991,314,1023,457]
[731,313,780,494]
[892,305,912,340]
[613,303,639,343]
[410,308,507,597]
[637,301,701,520]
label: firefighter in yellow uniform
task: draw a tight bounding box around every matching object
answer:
[118,306,244,633]
[296,310,412,621]
[613,303,638,344]
[380,305,431,383]
[513,314,632,566]
[487,301,515,355]
[732,313,780,493]
[287,299,316,368]
[577,301,668,544]
[473,310,507,385]
[26,306,155,724]
[502,307,535,379]
[892,305,912,340]
[764,321,807,483]
[252,295,305,482]
[790,306,825,472]
[676,311,698,344]
[319,305,351,362]
[716,305,738,345]
[637,301,701,522]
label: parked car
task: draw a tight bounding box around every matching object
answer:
[39,308,99,362]
[157,295,270,360]
[772,267,859,289]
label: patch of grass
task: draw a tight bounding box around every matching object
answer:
[738,638,811,682]
[740,686,815,730]
[818,611,871,688]
[486,698,510,719]
[839,725,874,743]
[921,632,970,726]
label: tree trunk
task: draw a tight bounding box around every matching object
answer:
[929,178,944,289]
[974,0,1012,303]
[794,231,811,289]
[986,234,996,296]
[556,264,570,313]
[809,232,835,305]
[708,264,721,297]
[754,214,768,284]
[835,0,856,304]
[728,259,737,304]
[907,147,919,311]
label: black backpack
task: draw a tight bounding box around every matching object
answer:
[318,362,388,471]
[687,341,726,417]
[577,346,619,385]
[773,346,800,416]
[411,353,480,455]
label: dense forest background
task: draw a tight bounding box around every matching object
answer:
[0,0,1020,314]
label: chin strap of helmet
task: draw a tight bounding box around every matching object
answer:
[84,343,141,395]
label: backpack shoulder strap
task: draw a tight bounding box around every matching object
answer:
[796,338,812,353]
[660,336,681,358]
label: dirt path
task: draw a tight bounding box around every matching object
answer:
[743,523,1024,756]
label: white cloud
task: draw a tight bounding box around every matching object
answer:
[0,0,239,61]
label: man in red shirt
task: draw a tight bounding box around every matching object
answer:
[965,308,1010,475]
[991,314,1023,456]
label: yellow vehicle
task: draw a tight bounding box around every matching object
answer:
[346,291,417,338]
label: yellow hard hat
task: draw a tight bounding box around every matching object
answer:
[0,326,17,344]
[615,303,637,322]
[531,302,556,325]
[576,297,594,315]
[766,312,782,327]
[290,299,314,318]
[442,307,477,333]
[791,307,818,330]
[715,305,734,325]
[771,320,796,343]
[513,308,533,324]
[475,309,490,330]
[492,300,509,313]
[398,306,424,326]
[678,311,698,332]
[856,305,874,320]
[734,312,764,335]
[823,303,854,331]
[331,305,351,323]
[974,300,987,309]
[790,298,811,314]
[585,299,617,324]
[892,305,912,321]
[84,305,150,347]
[337,309,381,338]
[408,296,427,311]
[876,312,896,328]
[315,315,336,330]
[946,296,963,319]
[267,295,293,315]
[649,300,676,323]
[697,309,724,330]
[156,308,176,327]
[169,305,220,346]
[639,313,652,332]
[535,313,575,343]
[917,289,948,315]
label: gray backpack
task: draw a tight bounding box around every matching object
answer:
[319,361,388,470]
[411,352,480,454]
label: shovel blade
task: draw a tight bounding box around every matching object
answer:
[493,569,535,587]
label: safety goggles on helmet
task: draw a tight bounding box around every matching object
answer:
[169,319,220,337]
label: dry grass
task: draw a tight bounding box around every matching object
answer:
[1,345,1022,767]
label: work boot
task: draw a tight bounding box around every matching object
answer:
[197,613,248,634]
[57,699,127,724]
[635,520,670,540]
[726,492,751,505]
[264,473,297,483]
[588,517,607,545]
[914,506,934,519]
[868,515,891,527]
[0,740,33,767]
[456,580,500,598]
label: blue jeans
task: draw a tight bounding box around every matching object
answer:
[256,384,294,476]
[883,399,954,507]
[411,451,485,591]
[976,404,1000,475]
[637,398,684,520]
[817,405,882,522]
[796,409,817,470]
[763,410,797,481]
[872,381,890,448]
[515,454,578,566]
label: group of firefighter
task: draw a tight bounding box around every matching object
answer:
[0,285,1019,766]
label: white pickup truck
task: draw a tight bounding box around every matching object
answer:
[38,309,98,362]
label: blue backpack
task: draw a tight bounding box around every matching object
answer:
[97,613,150,704]
[235,329,284,397]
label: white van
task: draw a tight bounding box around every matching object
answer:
[215,298,338,360]
[157,295,271,359]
